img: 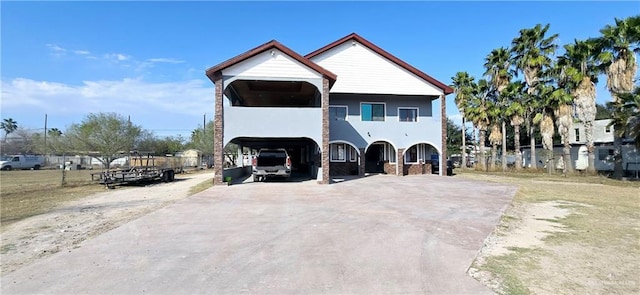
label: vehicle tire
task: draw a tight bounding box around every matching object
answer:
[162,172,170,182]
[3,166,11,171]
[34,165,41,170]
[168,170,175,182]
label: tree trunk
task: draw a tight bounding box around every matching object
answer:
[479,128,486,171]
[501,121,507,171]
[529,124,537,169]
[473,126,478,168]
[461,117,466,170]
[563,140,573,175]
[541,114,555,175]
[613,134,624,179]
[585,120,596,175]
[514,124,522,171]
[491,143,497,171]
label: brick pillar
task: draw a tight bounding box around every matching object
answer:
[213,72,224,185]
[397,148,404,176]
[320,77,330,184]
[440,94,447,176]
[359,148,365,176]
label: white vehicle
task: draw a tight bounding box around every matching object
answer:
[0,155,45,170]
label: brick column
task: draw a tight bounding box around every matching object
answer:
[440,94,447,176]
[320,77,330,184]
[359,148,365,176]
[213,72,224,185]
[397,148,404,176]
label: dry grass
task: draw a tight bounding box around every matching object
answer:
[0,169,107,227]
[459,170,640,294]
[0,168,210,228]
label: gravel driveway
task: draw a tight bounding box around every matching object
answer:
[2,174,516,294]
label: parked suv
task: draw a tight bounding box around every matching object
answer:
[252,148,291,181]
[431,159,454,176]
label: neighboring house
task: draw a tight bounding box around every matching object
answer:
[521,119,640,175]
[206,33,452,184]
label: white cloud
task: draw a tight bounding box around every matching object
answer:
[148,58,185,64]
[46,44,67,57]
[73,50,91,55]
[104,53,130,62]
[0,78,214,135]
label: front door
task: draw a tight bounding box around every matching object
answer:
[365,144,384,173]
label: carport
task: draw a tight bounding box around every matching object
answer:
[228,137,321,180]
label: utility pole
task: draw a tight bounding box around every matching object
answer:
[203,113,206,132]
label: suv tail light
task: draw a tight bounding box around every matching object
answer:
[286,156,291,169]
[252,157,257,167]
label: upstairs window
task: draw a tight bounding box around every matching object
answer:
[575,128,581,141]
[398,107,418,122]
[329,106,347,121]
[361,103,385,122]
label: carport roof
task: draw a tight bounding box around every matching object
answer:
[306,33,453,95]
[205,40,337,86]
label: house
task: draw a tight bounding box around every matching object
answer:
[521,119,640,175]
[205,33,453,184]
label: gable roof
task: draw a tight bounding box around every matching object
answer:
[306,33,453,95]
[205,40,337,85]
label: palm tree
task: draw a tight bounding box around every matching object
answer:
[451,72,475,169]
[467,79,492,171]
[48,128,62,136]
[608,86,640,148]
[595,15,640,178]
[511,23,559,169]
[503,81,526,170]
[1,118,18,142]
[557,38,600,174]
[484,47,513,171]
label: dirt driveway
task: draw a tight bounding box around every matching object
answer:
[2,174,516,294]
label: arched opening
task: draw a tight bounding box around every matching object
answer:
[364,141,396,174]
[402,142,440,175]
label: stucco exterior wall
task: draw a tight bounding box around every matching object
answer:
[328,94,441,152]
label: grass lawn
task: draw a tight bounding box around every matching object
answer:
[458,170,640,294]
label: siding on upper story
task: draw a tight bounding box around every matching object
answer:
[328,94,441,152]
[309,41,444,96]
[223,49,322,80]
[572,119,615,144]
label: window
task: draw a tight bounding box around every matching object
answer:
[386,144,396,163]
[331,143,358,162]
[598,149,614,161]
[605,126,611,133]
[329,106,347,121]
[349,146,357,162]
[331,143,346,162]
[398,107,418,122]
[404,144,433,164]
[361,103,385,121]
[575,128,581,141]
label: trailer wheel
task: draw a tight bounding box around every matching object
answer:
[162,172,170,183]
[168,170,175,182]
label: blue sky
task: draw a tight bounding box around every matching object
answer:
[2,1,638,140]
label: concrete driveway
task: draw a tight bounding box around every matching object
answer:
[2,174,516,294]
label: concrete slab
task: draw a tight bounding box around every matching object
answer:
[2,175,516,294]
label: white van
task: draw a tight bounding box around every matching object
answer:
[0,155,45,170]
